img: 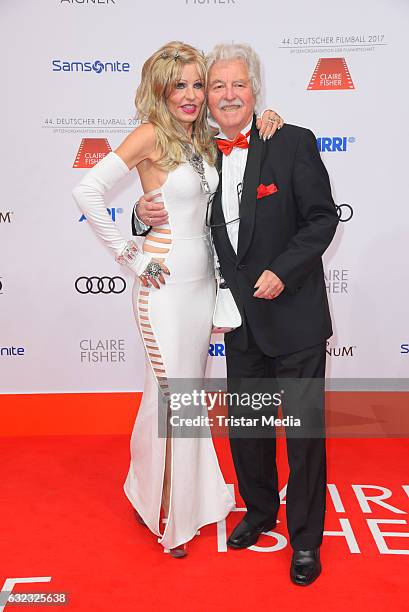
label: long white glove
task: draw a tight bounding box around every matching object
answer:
[72,151,151,276]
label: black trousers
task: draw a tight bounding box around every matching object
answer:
[225,320,327,550]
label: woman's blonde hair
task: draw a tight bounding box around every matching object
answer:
[135,41,217,170]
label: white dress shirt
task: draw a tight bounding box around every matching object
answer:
[217,120,252,254]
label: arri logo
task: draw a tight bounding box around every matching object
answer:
[52,59,129,73]
[307,58,355,90]
[73,138,111,168]
[79,207,123,222]
[401,344,409,354]
[317,137,356,152]
[209,343,225,357]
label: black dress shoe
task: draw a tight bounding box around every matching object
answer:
[290,548,321,586]
[227,516,277,549]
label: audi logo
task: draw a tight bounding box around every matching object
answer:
[336,203,353,222]
[75,276,126,294]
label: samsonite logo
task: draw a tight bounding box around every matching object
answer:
[52,59,130,73]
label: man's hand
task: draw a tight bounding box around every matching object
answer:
[135,192,168,227]
[256,110,284,141]
[253,270,284,299]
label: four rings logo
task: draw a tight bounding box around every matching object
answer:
[52,60,130,73]
[75,276,126,294]
[336,204,353,222]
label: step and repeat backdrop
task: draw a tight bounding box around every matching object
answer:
[1,0,408,393]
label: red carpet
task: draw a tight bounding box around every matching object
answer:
[0,394,408,611]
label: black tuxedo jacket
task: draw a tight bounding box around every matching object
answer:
[211,117,339,357]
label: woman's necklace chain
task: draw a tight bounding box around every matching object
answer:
[183,145,211,194]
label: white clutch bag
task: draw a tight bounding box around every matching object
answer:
[212,268,242,334]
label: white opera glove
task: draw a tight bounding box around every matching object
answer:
[72,151,151,276]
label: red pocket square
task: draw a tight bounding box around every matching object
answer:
[256,183,278,199]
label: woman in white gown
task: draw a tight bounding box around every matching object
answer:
[73,41,280,558]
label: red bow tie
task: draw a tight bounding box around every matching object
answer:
[216,130,250,156]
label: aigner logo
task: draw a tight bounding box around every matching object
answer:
[336,204,353,222]
[75,276,126,294]
[60,1,116,5]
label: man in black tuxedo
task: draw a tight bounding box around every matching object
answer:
[205,43,338,586]
[132,43,338,586]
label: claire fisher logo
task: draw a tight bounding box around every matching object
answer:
[73,138,111,168]
[80,339,125,363]
[185,0,236,4]
[52,59,129,73]
[307,58,355,90]
[325,269,349,294]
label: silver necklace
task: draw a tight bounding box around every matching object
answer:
[184,145,211,194]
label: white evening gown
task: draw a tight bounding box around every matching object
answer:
[123,160,235,550]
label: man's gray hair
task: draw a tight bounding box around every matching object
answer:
[206,43,262,106]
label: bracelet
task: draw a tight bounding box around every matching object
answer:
[115,240,140,265]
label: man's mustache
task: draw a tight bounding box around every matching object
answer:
[218,99,244,110]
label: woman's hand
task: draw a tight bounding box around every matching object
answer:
[256,110,284,141]
[139,258,170,289]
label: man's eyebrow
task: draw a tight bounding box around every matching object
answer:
[210,78,225,85]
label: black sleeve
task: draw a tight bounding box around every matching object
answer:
[268,129,339,293]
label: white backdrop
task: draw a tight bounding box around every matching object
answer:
[1,0,408,393]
